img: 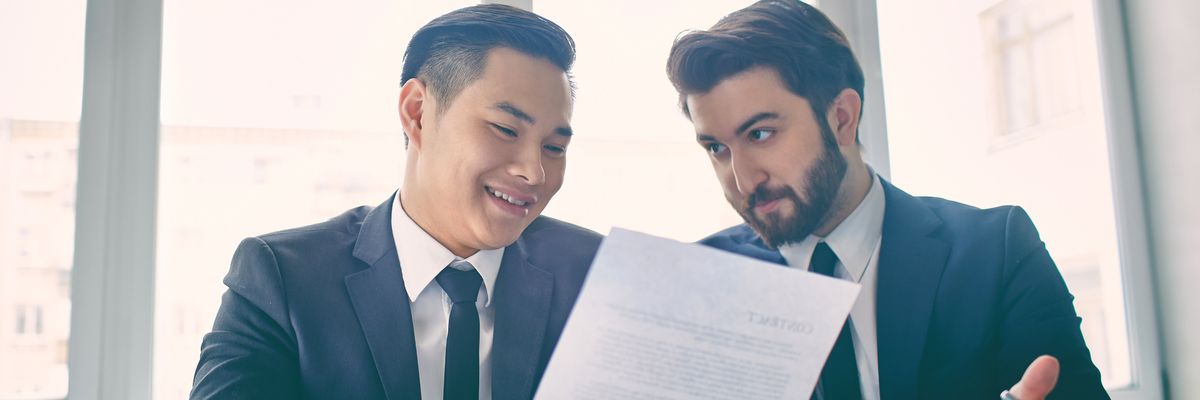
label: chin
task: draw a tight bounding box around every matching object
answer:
[480,227,524,250]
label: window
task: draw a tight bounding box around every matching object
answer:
[0,0,84,398]
[983,0,1083,143]
[152,0,477,398]
[879,0,1138,389]
[14,306,25,335]
[534,0,759,240]
[22,0,1162,398]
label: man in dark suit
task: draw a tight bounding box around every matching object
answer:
[665,1,1108,399]
[191,5,599,399]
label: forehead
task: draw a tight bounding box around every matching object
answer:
[451,47,574,125]
[686,67,810,137]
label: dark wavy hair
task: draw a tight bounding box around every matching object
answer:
[666,0,863,131]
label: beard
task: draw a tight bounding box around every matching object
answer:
[732,123,847,249]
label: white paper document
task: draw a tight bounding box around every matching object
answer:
[535,228,861,400]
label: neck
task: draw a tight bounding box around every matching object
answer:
[399,181,479,259]
[812,157,873,237]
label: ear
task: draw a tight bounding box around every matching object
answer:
[826,88,862,147]
[399,78,430,149]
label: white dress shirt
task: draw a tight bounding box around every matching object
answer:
[778,174,885,400]
[392,193,503,400]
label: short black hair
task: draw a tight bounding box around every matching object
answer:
[666,0,864,130]
[401,3,576,114]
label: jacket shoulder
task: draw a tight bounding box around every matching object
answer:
[255,205,370,247]
[915,195,1040,247]
[519,216,604,267]
[698,224,758,247]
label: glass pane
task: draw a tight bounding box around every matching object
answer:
[0,0,85,398]
[879,0,1132,388]
[1001,43,1035,131]
[154,0,476,398]
[535,0,760,241]
[1029,19,1081,120]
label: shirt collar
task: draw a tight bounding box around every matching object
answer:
[391,191,503,306]
[778,173,885,282]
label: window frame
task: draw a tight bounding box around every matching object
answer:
[69,0,162,398]
[1085,0,1164,398]
[65,0,1164,399]
[860,0,1162,397]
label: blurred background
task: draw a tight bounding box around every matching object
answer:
[1,0,1195,398]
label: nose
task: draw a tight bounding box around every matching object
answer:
[730,151,766,197]
[509,145,546,186]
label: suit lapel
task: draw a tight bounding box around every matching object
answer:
[875,180,950,400]
[345,195,422,400]
[491,238,556,400]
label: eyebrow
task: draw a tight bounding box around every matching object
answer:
[493,102,535,124]
[735,112,780,136]
[493,101,573,137]
[696,112,780,142]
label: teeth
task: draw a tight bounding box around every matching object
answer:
[488,188,528,207]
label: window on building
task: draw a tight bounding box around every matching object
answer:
[0,0,84,397]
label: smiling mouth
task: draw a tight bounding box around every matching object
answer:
[486,186,531,207]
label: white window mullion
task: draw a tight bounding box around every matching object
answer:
[821,0,893,179]
[70,0,164,398]
[1091,0,1164,398]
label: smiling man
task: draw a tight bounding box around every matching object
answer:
[667,1,1108,399]
[191,5,600,399]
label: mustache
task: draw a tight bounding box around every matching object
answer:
[743,185,797,211]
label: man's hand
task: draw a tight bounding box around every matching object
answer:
[1005,355,1060,400]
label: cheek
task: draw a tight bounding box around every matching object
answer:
[543,160,566,193]
[710,167,742,205]
[459,147,507,177]
[712,163,738,191]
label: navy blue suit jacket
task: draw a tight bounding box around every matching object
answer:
[700,180,1108,399]
[191,195,602,399]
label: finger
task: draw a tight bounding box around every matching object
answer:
[1009,355,1060,400]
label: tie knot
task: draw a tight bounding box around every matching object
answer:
[810,242,840,277]
[436,261,483,304]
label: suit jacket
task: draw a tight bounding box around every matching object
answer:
[191,194,602,399]
[700,180,1109,399]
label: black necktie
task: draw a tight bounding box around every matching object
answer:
[810,242,863,400]
[436,261,483,400]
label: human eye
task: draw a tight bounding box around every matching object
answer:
[704,142,728,156]
[748,128,774,142]
[543,144,566,157]
[490,123,518,138]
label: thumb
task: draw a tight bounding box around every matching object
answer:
[1009,355,1060,400]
